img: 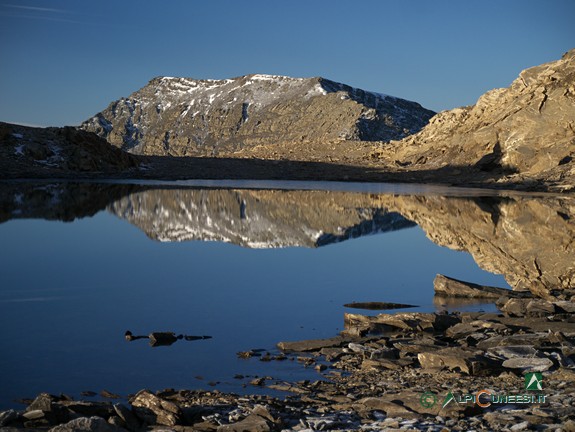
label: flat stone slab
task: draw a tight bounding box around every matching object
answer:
[502,357,554,372]
[418,347,501,375]
[434,274,528,299]
[277,336,354,352]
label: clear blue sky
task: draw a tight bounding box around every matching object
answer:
[1,0,573,127]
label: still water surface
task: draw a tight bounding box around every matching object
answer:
[2,181,570,409]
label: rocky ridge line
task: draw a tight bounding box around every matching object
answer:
[372,48,575,190]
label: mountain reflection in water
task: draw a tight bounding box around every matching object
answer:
[1,181,573,297]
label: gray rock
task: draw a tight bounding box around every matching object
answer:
[487,345,539,360]
[113,404,139,431]
[26,393,70,425]
[555,301,575,313]
[417,347,501,375]
[526,299,556,315]
[22,410,44,420]
[502,357,554,372]
[61,401,114,419]
[0,410,19,427]
[499,298,530,317]
[477,334,547,349]
[434,274,522,299]
[278,335,353,352]
[216,413,272,432]
[510,420,530,431]
[130,390,182,426]
[48,416,126,432]
[27,393,57,412]
[355,397,419,419]
[344,311,460,334]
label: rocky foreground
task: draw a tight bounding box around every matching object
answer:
[2,279,574,432]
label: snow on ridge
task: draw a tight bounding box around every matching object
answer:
[155,75,405,104]
[248,74,303,82]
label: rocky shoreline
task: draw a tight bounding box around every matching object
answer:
[2,280,574,432]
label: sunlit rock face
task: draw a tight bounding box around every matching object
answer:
[107,188,415,248]
[376,49,575,188]
[81,74,434,156]
[374,194,575,298]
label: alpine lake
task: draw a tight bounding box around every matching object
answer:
[0,180,573,409]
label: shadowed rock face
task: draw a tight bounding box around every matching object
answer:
[374,194,575,298]
[81,74,434,156]
[107,188,415,248]
[0,122,139,179]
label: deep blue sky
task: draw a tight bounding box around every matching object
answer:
[0,0,573,127]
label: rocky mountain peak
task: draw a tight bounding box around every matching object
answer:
[81,74,435,156]
[376,48,575,186]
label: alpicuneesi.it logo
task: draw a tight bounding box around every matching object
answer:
[525,372,543,391]
[421,373,547,410]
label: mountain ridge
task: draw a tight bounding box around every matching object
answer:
[81,74,435,156]
[371,48,575,189]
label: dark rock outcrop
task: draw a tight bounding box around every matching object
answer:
[0,122,139,178]
[81,74,434,156]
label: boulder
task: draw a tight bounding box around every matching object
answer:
[113,404,139,431]
[499,298,531,316]
[417,347,501,375]
[487,345,539,360]
[130,390,182,426]
[0,410,20,427]
[502,357,554,372]
[477,334,548,349]
[148,332,179,346]
[216,405,274,432]
[48,416,126,432]
[344,312,460,334]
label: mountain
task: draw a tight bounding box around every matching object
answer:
[372,49,575,189]
[107,188,415,248]
[81,74,435,157]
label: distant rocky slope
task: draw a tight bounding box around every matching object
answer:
[373,49,575,189]
[81,74,435,156]
[0,122,138,178]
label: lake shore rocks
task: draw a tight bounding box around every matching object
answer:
[2,296,574,431]
[433,274,532,299]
